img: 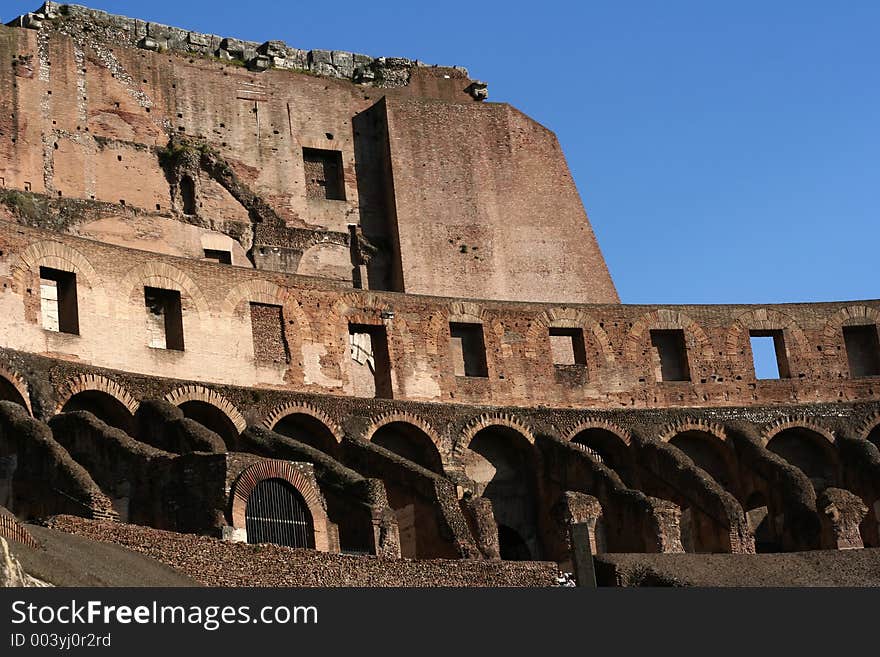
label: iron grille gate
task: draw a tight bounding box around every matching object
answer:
[245,478,315,548]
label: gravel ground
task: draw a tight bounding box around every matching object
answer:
[14,525,199,587]
[40,516,559,587]
[594,549,880,586]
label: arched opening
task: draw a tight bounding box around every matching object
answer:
[745,491,779,553]
[464,426,540,561]
[273,413,339,457]
[180,175,196,215]
[61,390,135,435]
[0,376,28,411]
[867,424,880,451]
[371,422,443,474]
[668,430,736,492]
[766,427,838,492]
[178,400,239,450]
[571,427,634,486]
[245,478,315,548]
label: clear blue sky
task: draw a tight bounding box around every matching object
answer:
[5,1,878,305]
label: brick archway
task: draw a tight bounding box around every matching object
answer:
[230,460,330,552]
[118,261,210,315]
[56,374,139,416]
[0,365,32,415]
[164,385,246,434]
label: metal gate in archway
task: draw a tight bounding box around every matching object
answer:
[245,478,315,548]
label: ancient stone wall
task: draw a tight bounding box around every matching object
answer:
[0,8,618,304]
[0,224,878,411]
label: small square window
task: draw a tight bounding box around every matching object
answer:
[749,330,790,379]
[650,329,690,381]
[843,324,880,378]
[450,322,488,378]
[549,327,586,366]
[203,248,232,264]
[144,287,184,351]
[39,267,79,335]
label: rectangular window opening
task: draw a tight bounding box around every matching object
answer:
[749,330,790,379]
[250,302,290,364]
[549,327,587,366]
[450,322,488,378]
[843,324,880,378]
[303,147,345,201]
[144,286,184,351]
[39,266,79,335]
[348,323,392,398]
[203,248,232,265]
[650,329,690,382]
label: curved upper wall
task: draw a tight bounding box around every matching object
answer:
[0,222,877,410]
[0,4,618,304]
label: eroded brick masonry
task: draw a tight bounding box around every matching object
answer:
[0,3,878,580]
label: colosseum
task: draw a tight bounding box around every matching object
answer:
[0,2,878,587]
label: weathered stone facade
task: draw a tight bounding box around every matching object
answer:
[0,4,878,585]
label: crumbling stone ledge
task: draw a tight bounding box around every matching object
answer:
[7,2,487,99]
[42,515,559,587]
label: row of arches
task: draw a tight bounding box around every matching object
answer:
[3,366,879,557]
[3,367,879,486]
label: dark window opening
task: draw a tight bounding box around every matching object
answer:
[650,329,690,381]
[549,327,586,366]
[144,287,184,351]
[348,323,393,398]
[39,267,79,335]
[251,302,289,364]
[843,324,880,378]
[203,249,232,264]
[245,478,315,549]
[303,147,345,200]
[180,175,196,215]
[749,330,790,379]
[450,322,488,378]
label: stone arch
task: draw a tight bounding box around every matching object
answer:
[11,240,102,292]
[566,419,632,446]
[624,309,714,379]
[230,460,330,552]
[455,413,535,458]
[525,308,615,366]
[762,418,840,491]
[118,261,209,315]
[323,291,393,341]
[57,374,139,435]
[0,365,32,415]
[567,419,634,485]
[659,419,739,493]
[11,240,108,318]
[56,374,139,416]
[365,412,445,474]
[462,419,540,560]
[262,402,342,456]
[761,417,836,447]
[220,279,288,316]
[725,308,812,373]
[164,385,246,436]
[822,305,880,375]
[263,402,341,438]
[856,411,880,450]
[822,305,880,349]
